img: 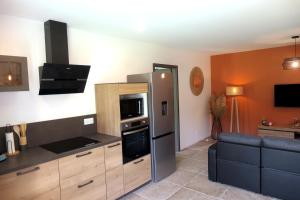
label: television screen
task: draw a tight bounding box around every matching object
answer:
[274,84,300,107]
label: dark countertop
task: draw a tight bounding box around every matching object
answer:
[0,133,121,176]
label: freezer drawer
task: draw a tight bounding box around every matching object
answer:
[152,132,176,182]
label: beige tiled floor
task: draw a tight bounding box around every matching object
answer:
[120,138,277,200]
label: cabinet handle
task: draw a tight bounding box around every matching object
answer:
[16,166,40,176]
[134,159,144,164]
[78,180,94,188]
[76,151,92,158]
[107,143,121,148]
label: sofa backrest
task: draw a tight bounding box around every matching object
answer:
[219,133,262,146]
[217,133,262,166]
[262,137,300,174]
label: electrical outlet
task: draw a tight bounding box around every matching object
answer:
[84,117,94,125]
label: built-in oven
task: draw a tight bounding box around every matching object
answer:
[121,118,150,164]
[120,97,144,120]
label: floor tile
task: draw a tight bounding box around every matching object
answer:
[165,169,198,186]
[135,180,181,200]
[176,158,207,173]
[120,193,147,200]
[177,149,201,158]
[190,149,208,161]
[185,174,228,198]
[221,186,275,200]
[167,188,217,200]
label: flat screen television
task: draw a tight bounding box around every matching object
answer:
[274,84,300,107]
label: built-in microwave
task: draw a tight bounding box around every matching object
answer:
[120,98,144,120]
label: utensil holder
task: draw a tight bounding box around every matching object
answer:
[20,136,27,151]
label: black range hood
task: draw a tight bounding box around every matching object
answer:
[39,20,90,95]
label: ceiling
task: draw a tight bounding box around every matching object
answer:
[0,0,299,53]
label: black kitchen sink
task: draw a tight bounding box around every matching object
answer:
[40,136,99,154]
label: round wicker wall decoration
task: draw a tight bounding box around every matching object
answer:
[190,67,204,96]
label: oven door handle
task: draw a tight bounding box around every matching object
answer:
[123,127,149,136]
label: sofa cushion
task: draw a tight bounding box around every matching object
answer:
[262,147,300,174]
[217,159,260,193]
[217,141,260,165]
[262,136,300,153]
[219,133,262,147]
[262,168,300,200]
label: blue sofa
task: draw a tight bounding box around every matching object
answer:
[208,133,300,200]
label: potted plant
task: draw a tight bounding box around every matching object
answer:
[210,94,226,140]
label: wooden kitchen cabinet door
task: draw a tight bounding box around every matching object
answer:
[0,160,60,200]
[123,154,151,193]
[61,174,106,200]
[59,146,105,181]
[106,166,124,200]
[104,141,123,170]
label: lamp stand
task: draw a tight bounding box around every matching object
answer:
[230,97,240,133]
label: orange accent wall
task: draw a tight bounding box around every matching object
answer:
[211,45,300,135]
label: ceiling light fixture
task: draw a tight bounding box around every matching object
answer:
[283,36,300,70]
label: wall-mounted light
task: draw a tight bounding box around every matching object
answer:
[283,36,300,70]
[7,64,12,81]
[161,73,165,79]
[7,73,12,81]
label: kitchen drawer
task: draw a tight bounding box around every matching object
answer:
[106,166,124,200]
[59,146,105,180]
[32,187,60,200]
[61,174,106,200]
[118,83,148,95]
[0,160,59,200]
[105,141,122,170]
[124,154,151,193]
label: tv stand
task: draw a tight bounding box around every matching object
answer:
[258,125,300,139]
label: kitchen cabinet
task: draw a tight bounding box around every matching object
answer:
[106,166,124,200]
[104,141,122,170]
[59,147,106,200]
[95,83,148,137]
[59,147,105,180]
[123,154,151,193]
[60,174,106,200]
[105,141,124,200]
[0,139,150,200]
[118,83,148,95]
[0,160,60,200]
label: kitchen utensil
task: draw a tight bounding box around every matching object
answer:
[19,123,28,150]
[20,123,27,137]
[5,125,15,154]
[13,125,21,138]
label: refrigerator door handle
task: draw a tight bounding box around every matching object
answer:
[138,100,141,114]
[123,127,149,136]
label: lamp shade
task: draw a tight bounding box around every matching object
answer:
[282,57,300,70]
[283,36,299,70]
[226,86,243,96]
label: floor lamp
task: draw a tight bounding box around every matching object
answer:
[226,86,243,133]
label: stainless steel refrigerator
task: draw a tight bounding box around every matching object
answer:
[127,72,176,182]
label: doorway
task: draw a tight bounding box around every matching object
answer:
[153,63,181,152]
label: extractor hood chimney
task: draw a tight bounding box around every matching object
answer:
[39,20,90,95]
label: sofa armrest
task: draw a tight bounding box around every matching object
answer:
[208,143,217,182]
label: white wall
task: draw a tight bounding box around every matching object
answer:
[0,15,211,149]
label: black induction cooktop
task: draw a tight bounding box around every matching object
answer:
[40,136,99,154]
